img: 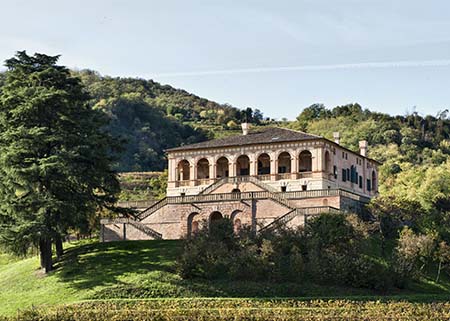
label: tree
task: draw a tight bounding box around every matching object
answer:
[295,104,328,131]
[0,51,121,272]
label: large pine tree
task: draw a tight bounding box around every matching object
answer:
[0,51,121,272]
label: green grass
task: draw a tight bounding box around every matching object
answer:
[1,239,450,317]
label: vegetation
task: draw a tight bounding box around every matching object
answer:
[0,52,121,272]
[1,239,449,317]
[75,70,268,171]
[118,171,166,201]
[178,214,450,292]
[1,51,450,319]
[5,299,450,321]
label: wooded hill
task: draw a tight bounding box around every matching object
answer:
[73,70,266,172]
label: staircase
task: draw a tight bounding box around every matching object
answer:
[200,175,280,195]
[128,221,163,239]
[137,197,168,221]
[198,177,228,195]
[259,206,341,233]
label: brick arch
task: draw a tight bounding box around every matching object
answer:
[230,208,252,231]
[187,212,200,236]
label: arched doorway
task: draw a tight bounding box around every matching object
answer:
[299,150,312,172]
[216,157,229,178]
[209,211,223,228]
[196,158,209,181]
[187,212,200,236]
[257,153,271,175]
[177,160,190,181]
[231,210,243,234]
[278,152,291,175]
[236,155,250,176]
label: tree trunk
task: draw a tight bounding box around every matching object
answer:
[55,236,64,260]
[39,238,53,273]
[39,239,46,269]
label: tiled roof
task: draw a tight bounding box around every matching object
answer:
[166,127,321,152]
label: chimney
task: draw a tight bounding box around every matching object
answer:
[333,132,340,145]
[359,140,368,157]
[241,122,250,135]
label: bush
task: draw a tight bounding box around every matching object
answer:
[177,213,394,291]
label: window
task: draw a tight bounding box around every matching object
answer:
[180,192,186,197]
[367,179,371,191]
[333,165,338,179]
[342,169,346,182]
[281,186,287,192]
[346,168,350,181]
[359,176,363,188]
[302,185,307,191]
[342,151,345,158]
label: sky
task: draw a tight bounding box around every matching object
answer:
[1,0,450,120]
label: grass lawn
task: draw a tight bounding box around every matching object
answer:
[1,239,450,317]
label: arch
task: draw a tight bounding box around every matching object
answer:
[216,156,229,178]
[187,212,200,236]
[236,155,250,176]
[277,151,291,174]
[299,150,312,172]
[209,211,223,228]
[231,210,243,234]
[324,150,331,173]
[196,158,210,179]
[231,188,241,193]
[257,153,271,175]
[177,159,190,181]
[372,170,377,192]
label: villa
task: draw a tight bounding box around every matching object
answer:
[101,124,379,241]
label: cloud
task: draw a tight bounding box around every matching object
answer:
[152,59,450,78]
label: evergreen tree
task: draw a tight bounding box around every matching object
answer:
[0,51,121,272]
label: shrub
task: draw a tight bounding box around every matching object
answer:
[177,213,394,291]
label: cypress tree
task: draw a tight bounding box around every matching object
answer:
[0,51,121,272]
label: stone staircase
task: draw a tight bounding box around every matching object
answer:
[137,197,168,221]
[137,175,297,222]
[128,220,163,239]
[259,206,341,233]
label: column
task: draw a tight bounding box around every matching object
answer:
[229,160,236,177]
[249,154,257,176]
[315,148,323,173]
[270,152,277,181]
[291,154,298,179]
[168,159,177,188]
[209,161,216,183]
[190,160,197,186]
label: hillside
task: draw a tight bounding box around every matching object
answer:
[74,70,268,172]
[1,239,449,318]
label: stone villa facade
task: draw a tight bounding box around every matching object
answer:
[101,125,379,241]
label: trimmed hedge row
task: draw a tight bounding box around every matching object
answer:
[5,299,450,321]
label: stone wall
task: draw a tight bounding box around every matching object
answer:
[101,189,370,242]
